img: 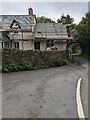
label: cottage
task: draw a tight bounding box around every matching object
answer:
[0,7,73,51]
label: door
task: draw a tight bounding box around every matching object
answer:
[34,41,40,50]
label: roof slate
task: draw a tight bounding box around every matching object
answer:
[0,15,36,30]
[34,23,68,39]
[0,15,72,40]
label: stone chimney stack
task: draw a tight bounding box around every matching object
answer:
[61,15,66,24]
[28,7,33,16]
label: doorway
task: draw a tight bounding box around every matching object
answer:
[34,41,40,50]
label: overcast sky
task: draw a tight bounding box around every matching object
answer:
[0,2,89,24]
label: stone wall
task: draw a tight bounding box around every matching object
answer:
[2,49,66,64]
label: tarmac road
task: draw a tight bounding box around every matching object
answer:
[2,57,88,118]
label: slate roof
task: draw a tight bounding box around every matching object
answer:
[34,23,70,39]
[0,15,36,30]
[0,15,73,40]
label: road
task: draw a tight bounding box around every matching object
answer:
[2,57,88,118]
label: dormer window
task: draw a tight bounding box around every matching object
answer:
[10,19,21,29]
[10,19,21,35]
[12,23,19,29]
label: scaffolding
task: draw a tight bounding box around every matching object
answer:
[33,23,72,40]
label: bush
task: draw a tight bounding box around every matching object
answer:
[2,58,73,73]
[2,61,18,72]
[2,67,9,73]
[18,61,33,71]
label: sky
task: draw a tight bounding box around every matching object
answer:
[0,1,89,24]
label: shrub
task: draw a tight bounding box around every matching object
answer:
[18,60,33,71]
[2,67,9,73]
[2,58,73,73]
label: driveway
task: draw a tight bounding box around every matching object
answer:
[2,57,88,118]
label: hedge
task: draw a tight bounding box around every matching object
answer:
[2,58,73,73]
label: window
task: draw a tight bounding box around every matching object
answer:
[10,19,21,29]
[34,41,40,50]
[46,40,50,47]
[37,31,41,34]
[2,42,3,48]
[13,31,19,35]
[67,27,71,37]
[10,19,21,35]
[46,40,54,48]
[14,42,19,49]
[4,42,9,48]
[51,40,54,46]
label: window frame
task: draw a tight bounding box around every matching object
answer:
[46,40,54,48]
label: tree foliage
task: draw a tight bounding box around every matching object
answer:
[57,18,61,23]
[36,16,55,23]
[73,12,90,57]
[57,15,74,24]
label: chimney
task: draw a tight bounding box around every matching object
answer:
[28,7,33,16]
[61,15,66,24]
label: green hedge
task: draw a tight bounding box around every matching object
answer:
[2,58,73,73]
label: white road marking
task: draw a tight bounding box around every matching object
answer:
[76,78,85,119]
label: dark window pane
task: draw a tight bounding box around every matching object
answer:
[2,42,3,48]
[34,41,40,50]
[51,40,54,46]
[46,40,50,47]
[14,42,19,49]
[4,42,9,48]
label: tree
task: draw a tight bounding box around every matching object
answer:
[57,18,61,23]
[36,16,55,23]
[57,14,74,24]
[66,15,74,24]
[73,11,90,58]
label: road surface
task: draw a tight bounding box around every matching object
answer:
[2,57,88,118]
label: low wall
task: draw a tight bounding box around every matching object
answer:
[2,49,66,64]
